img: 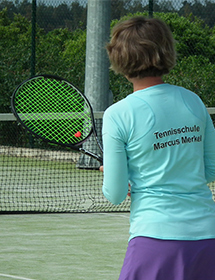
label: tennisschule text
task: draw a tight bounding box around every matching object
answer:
[153,125,202,150]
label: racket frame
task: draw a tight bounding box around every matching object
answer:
[11,74,103,163]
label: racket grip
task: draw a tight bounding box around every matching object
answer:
[79,148,103,164]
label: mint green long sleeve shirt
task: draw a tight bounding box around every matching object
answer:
[102,84,215,241]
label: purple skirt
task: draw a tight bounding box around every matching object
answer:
[118,236,215,280]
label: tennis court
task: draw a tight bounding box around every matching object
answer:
[0,135,130,280]
[0,145,214,280]
[1,113,215,280]
[0,213,130,280]
[1,1,215,279]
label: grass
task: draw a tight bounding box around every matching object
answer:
[0,213,130,280]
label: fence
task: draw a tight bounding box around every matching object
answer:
[1,0,215,213]
[2,0,215,75]
[1,0,215,112]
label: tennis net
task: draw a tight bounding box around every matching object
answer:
[0,111,215,213]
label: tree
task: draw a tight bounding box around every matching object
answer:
[0,0,17,18]
[1,6,215,113]
[1,5,215,147]
[36,4,55,32]
[0,8,32,112]
[108,12,215,106]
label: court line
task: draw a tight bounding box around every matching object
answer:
[99,212,130,219]
[0,273,37,280]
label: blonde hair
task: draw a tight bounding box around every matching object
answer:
[106,16,176,79]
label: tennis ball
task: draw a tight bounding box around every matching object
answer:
[74,131,82,138]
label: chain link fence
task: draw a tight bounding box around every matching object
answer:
[1,0,215,111]
[2,1,215,30]
[1,0,215,140]
[0,1,215,96]
[1,0,215,146]
[1,0,215,213]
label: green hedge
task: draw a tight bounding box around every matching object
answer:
[1,9,215,115]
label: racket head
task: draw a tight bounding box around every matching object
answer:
[11,75,95,148]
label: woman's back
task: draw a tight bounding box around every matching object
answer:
[102,83,215,240]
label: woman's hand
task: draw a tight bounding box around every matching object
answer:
[99,165,104,172]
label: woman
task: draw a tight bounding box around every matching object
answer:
[100,16,215,280]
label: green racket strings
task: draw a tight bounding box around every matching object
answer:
[14,77,92,145]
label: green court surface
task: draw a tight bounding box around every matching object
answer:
[0,213,130,280]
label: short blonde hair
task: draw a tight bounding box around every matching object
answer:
[106,16,176,79]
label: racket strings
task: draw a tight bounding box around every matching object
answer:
[14,77,93,145]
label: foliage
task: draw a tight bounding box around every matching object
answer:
[0,8,87,113]
[164,56,215,107]
[0,8,32,112]
[109,12,215,106]
[1,6,215,115]
[36,27,86,90]
[0,0,87,33]
[1,1,215,149]
[62,29,86,91]
[159,12,215,63]
[2,0,215,30]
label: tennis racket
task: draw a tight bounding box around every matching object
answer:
[11,74,103,163]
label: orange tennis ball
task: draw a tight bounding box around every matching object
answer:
[74,131,82,138]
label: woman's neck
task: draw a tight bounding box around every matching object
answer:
[128,76,164,92]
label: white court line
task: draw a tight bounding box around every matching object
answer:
[98,212,130,219]
[0,273,37,280]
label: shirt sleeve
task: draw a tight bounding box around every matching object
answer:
[204,111,215,183]
[102,106,129,205]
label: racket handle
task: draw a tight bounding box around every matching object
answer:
[79,148,103,163]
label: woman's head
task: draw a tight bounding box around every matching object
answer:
[106,16,176,79]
